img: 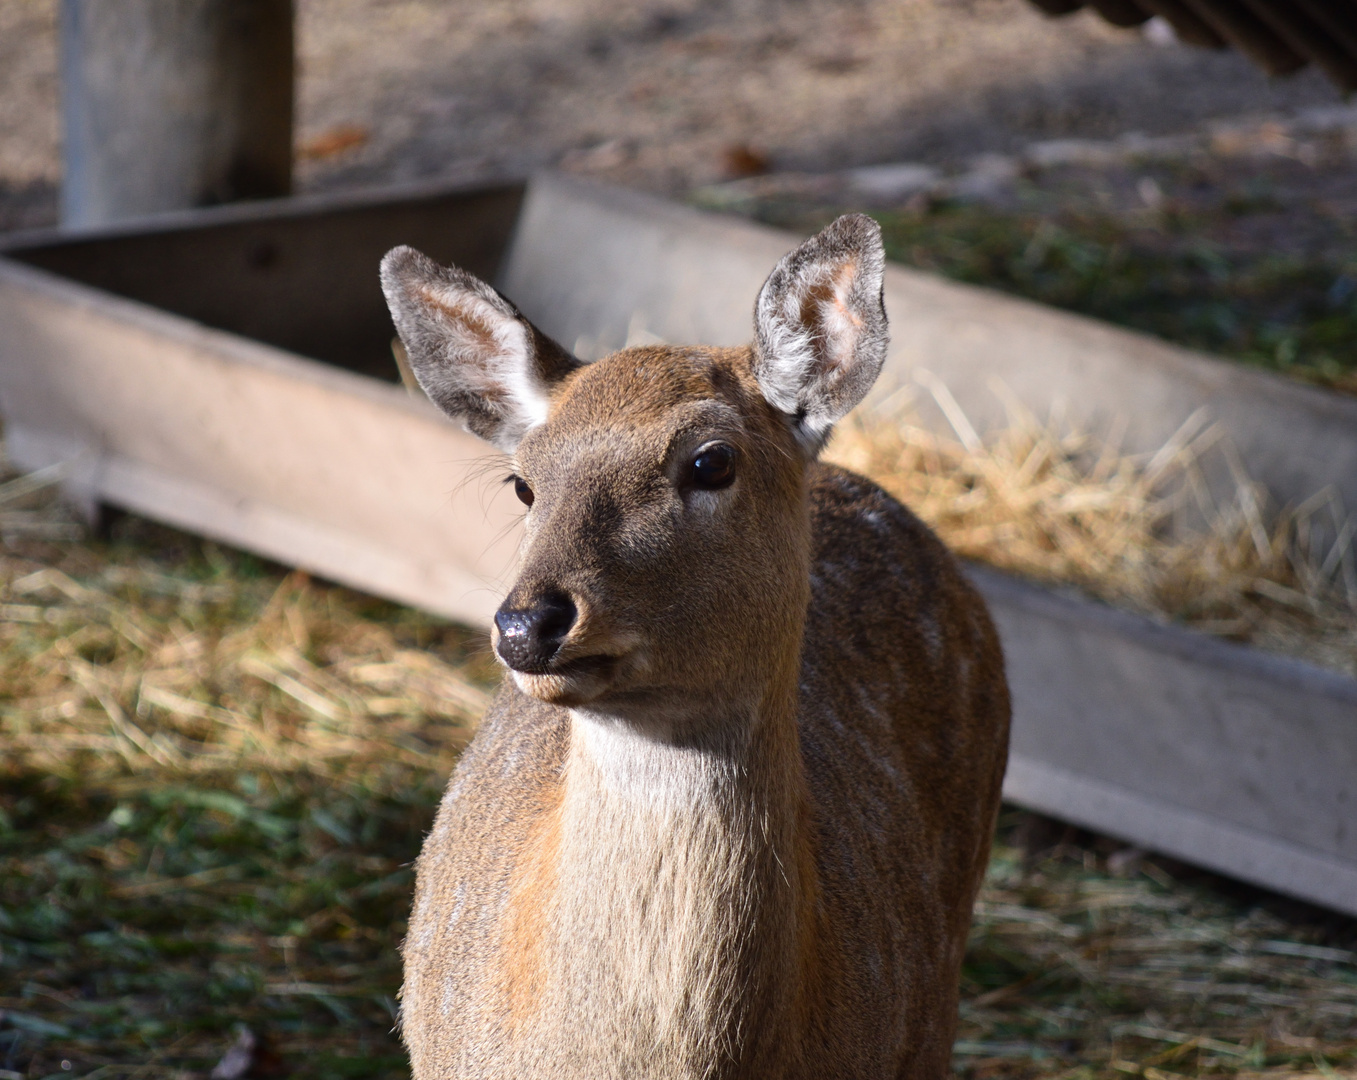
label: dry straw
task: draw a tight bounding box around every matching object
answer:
[0,455,488,792]
[826,374,1357,678]
[0,561,487,792]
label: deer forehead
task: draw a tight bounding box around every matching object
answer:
[515,346,772,478]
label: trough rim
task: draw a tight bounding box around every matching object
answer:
[530,172,1357,427]
[966,563,1357,705]
[0,170,530,255]
[0,252,440,424]
[6,167,1356,429]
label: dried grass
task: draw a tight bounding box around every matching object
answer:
[0,458,489,795]
[0,562,485,791]
[957,829,1357,1079]
[827,376,1357,676]
[0,452,496,1079]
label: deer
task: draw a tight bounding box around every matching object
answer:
[379,212,1011,1080]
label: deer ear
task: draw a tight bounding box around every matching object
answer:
[380,246,580,453]
[751,214,888,453]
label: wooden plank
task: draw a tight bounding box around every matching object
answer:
[3,180,526,382]
[972,566,1357,916]
[1005,756,1357,915]
[0,255,519,627]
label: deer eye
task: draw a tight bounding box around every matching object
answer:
[689,444,736,490]
[513,476,535,507]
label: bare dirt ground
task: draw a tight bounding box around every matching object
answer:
[0,0,1347,232]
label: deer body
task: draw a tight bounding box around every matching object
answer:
[381,217,1010,1080]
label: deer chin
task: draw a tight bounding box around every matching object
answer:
[511,653,628,707]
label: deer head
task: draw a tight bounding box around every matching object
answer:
[381,214,887,735]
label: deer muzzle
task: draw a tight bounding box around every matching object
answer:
[493,590,578,673]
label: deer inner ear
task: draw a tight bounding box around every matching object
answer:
[380,245,579,453]
[751,214,888,454]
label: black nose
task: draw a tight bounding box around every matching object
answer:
[494,591,578,672]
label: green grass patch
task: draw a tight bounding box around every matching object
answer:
[874,202,1357,388]
[736,172,1357,393]
[1,771,432,1079]
[1,512,493,1079]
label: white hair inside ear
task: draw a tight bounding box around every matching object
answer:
[412,279,548,438]
[752,214,888,454]
[380,246,579,453]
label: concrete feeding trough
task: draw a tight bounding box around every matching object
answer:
[1,174,1354,915]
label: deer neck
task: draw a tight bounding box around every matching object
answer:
[530,665,814,1071]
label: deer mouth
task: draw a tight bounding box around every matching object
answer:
[511,652,625,706]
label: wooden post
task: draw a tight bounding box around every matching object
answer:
[60,0,293,228]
